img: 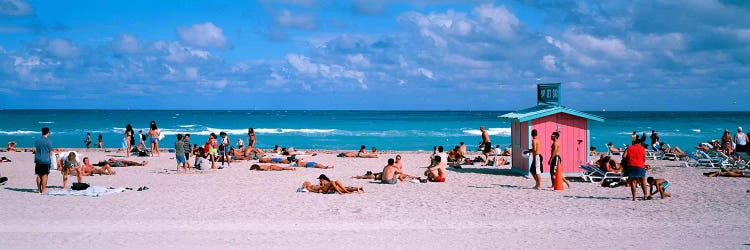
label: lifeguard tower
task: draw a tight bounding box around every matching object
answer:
[499,83,604,176]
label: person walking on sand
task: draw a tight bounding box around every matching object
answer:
[549,132,570,188]
[247,127,256,149]
[148,121,161,157]
[34,127,53,194]
[123,124,134,158]
[623,139,649,201]
[182,134,192,169]
[480,126,492,165]
[530,129,542,190]
[175,134,189,174]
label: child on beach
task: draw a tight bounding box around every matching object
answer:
[206,133,219,169]
[646,177,671,199]
[175,134,188,174]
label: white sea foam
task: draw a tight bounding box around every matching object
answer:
[0,130,37,135]
[38,121,55,124]
[462,128,511,137]
[691,129,701,133]
[178,124,197,128]
[159,127,337,136]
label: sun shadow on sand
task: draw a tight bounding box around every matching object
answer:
[563,195,630,200]
[5,186,64,193]
[447,167,521,177]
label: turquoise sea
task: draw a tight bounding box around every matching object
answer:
[1,110,747,151]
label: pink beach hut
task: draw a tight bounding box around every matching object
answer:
[498,84,604,176]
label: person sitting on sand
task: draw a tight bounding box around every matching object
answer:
[293,159,333,169]
[646,177,671,199]
[95,158,148,167]
[381,158,404,184]
[608,142,623,154]
[80,157,116,176]
[249,164,295,171]
[243,145,265,159]
[303,174,364,194]
[448,146,465,164]
[258,156,292,164]
[425,155,447,182]
[6,141,16,151]
[703,168,750,178]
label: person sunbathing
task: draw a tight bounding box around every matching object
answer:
[242,146,265,159]
[608,142,623,154]
[703,168,750,178]
[281,147,318,156]
[258,157,292,164]
[95,158,148,167]
[228,148,252,161]
[351,171,382,180]
[6,141,16,151]
[424,156,447,182]
[303,174,363,194]
[249,164,295,171]
[294,159,333,169]
[337,145,377,158]
[80,157,116,175]
[596,154,621,173]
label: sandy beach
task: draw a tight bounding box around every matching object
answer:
[0,148,748,249]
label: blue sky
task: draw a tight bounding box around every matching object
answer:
[0,0,748,111]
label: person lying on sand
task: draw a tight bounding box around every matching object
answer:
[337,145,378,158]
[80,157,116,175]
[281,147,318,156]
[243,146,265,159]
[95,158,148,167]
[249,164,295,171]
[703,168,750,178]
[258,157,292,164]
[293,159,333,169]
[303,174,363,194]
[351,171,382,180]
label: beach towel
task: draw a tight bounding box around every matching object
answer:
[44,186,127,197]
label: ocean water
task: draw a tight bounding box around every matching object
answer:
[1,110,748,151]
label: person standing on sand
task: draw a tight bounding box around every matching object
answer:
[175,134,188,174]
[97,134,103,149]
[480,126,492,166]
[549,132,570,188]
[530,129,542,190]
[247,127,256,149]
[123,124,134,158]
[733,126,748,154]
[148,121,161,157]
[650,130,659,150]
[623,138,648,201]
[34,127,53,194]
[183,134,192,169]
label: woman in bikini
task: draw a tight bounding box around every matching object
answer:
[303,174,363,194]
[148,121,161,157]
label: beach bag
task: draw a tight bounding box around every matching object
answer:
[71,182,90,191]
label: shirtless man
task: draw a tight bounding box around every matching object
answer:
[530,129,542,190]
[393,154,412,178]
[459,142,467,157]
[381,158,402,184]
[425,155,447,182]
[549,132,570,188]
[480,126,492,165]
[303,174,364,194]
[80,157,116,175]
[249,164,295,171]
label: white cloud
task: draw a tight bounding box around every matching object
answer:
[286,54,318,74]
[112,33,142,54]
[265,72,288,86]
[185,67,199,80]
[473,4,519,40]
[346,54,370,68]
[45,38,79,58]
[542,55,558,72]
[154,41,210,63]
[416,67,434,79]
[177,22,229,49]
[274,9,317,30]
[0,0,32,16]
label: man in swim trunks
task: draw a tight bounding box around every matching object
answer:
[381,158,402,184]
[294,159,332,169]
[34,127,53,193]
[480,126,492,165]
[549,131,570,188]
[80,157,116,176]
[530,129,542,190]
[425,156,447,182]
[646,177,671,199]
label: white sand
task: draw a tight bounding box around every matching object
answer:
[0,149,748,249]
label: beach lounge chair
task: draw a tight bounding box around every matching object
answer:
[684,151,727,168]
[605,143,621,156]
[579,165,625,184]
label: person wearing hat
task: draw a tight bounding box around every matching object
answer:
[301,174,363,194]
[734,126,748,154]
